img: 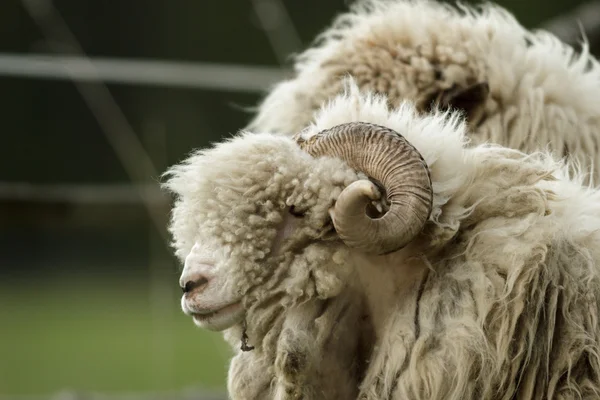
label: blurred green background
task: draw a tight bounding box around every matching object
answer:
[0,0,595,397]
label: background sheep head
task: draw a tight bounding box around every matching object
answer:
[163,121,432,342]
[247,0,600,184]
[246,0,499,136]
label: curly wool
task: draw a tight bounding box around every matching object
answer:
[165,81,600,399]
[249,0,600,184]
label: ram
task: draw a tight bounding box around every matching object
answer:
[249,0,600,184]
[164,80,600,399]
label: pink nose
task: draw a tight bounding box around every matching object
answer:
[181,272,210,294]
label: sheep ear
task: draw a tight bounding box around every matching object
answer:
[435,82,489,127]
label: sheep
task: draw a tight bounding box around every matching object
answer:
[164,79,600,399]
[248,0,600,184]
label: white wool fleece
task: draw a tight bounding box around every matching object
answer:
[249,0,600,184]
[165,81,600,399]
[311,83,600,399]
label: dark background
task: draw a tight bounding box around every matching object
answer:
[0,0,594,396]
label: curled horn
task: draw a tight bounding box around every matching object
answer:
[296,122,433,255]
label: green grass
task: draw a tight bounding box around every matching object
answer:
[0,274,232,395]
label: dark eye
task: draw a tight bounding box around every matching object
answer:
[289,205,306,218]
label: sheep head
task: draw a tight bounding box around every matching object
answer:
[164,122,432,338]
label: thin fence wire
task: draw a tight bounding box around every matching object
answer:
[0,182,167,205]
[250,0,303,65]
[540,0,600,47]
[0,52,289,92]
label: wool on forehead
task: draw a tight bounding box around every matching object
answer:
[164,131,363,263]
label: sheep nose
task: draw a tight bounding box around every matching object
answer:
[181,273,210,294]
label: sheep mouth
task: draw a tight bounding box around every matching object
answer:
[190,302,244,331]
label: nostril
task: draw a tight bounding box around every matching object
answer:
[182,276,209,294]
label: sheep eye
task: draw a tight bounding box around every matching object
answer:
[289,205,306,218]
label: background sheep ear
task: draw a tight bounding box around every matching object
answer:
[434,82,490,127]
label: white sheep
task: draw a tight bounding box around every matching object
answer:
[164,80,600,399]
[248,0,600,184]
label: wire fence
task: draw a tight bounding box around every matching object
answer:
[3,0,599,214]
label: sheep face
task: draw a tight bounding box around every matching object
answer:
[164,133,360,333]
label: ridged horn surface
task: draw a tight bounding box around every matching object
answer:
[297,122,433,254]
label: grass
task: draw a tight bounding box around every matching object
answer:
[0,273,232,395]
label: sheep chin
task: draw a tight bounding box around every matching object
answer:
[191,302,245,331]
